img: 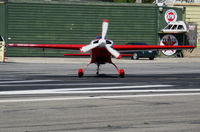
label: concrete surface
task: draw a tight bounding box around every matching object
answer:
[0,57,200,132]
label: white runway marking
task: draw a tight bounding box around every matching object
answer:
[64,85,173,91]
[1,93,200,103]
[0,80,59,84]
[1,84,200,103]
[0,83,122,87]
[0,85,173,95]
[1,88,200,95]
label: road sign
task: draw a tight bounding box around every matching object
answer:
[160,34,178,56]
[165,9,177,23]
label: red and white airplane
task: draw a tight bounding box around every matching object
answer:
[8,19,195,77]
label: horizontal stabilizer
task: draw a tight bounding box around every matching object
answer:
[120,54,133,57]
[64,53,90,56]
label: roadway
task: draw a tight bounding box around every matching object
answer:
[0,57,200,132]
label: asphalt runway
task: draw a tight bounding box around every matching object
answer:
[0,57,200,132]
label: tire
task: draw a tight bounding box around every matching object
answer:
[132,53,139,60]
[149,57,154,60]
[78,69,84,77]
[119,69,125,78]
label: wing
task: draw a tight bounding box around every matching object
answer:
[8,43,196,51]
[8,44,87,50]
[113,45,196,51]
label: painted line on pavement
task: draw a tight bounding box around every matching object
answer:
[0,83,123,87]
[0,93,200,103]
[1,88,199,95]
[0,85,173,95]
[0,80,59,84]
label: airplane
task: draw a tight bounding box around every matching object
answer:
[8,19,196,77]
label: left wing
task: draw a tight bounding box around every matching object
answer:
[113,45,195,51]
[8,44,87,50]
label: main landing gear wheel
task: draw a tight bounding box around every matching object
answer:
[78,69,84,77]
[119,69,125,78]
[96,71,99,75]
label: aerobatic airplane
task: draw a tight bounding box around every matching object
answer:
[8,19,195,77]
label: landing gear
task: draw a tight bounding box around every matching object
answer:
[96,64,100,75]
[119,69,125,78]
[96,71,99,75]
[78,69,84,77]
[78,61,92,77]
[110,62,125,78]
[78,63,100,77]
[77,61,125,77]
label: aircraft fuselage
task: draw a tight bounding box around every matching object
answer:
[91,47,112,64]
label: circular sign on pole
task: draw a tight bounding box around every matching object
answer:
[165,9,177,23]
[160,35,178,56]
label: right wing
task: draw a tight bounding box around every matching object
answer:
[113,45,196,51]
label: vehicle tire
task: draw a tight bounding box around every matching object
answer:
[149,57,154,60]
[177,51,184,58]
[132,53,139,60]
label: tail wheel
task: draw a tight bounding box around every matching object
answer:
[119,69,125,78]
[96,71,99,75]
[78,69,84,77]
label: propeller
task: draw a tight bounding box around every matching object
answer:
[80,43,99,53]
[105,44,121,59]
[102,19,108,39]
[80,19,121,59]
